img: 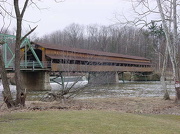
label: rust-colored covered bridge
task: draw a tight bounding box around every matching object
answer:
[1,34,153,91]
[21,42,153,73]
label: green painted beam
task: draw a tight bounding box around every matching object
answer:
[0,34,43,68]
[26,40,43,68]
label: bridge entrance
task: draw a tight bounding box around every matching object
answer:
[27,49,42,61]
[0,34,50,91]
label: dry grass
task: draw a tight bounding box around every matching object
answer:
[1,97,179,115]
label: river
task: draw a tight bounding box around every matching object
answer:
[0,78,176,101]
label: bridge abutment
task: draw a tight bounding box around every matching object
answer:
[88,72,119,85]
[21,71,51,91]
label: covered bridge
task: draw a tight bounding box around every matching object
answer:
[22,42,153,73]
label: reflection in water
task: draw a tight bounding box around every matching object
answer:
[0,80,175,101]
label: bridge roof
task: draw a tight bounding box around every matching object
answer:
[32,42,150,61]
[46,54,151,65]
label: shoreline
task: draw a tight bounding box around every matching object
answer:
[0,96,179,115]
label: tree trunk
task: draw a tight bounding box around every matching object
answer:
[156,0,180,103]
[161,46,170,100]
[172,0,180,103]
[0,43,15,108]
[14,0,28,106]
[14,20,26,106]
[175,88,180,103]
[161,76,170,100]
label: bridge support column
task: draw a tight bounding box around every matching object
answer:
[21,71,51,91]
[88,72,119,85]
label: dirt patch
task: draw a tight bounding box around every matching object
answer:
[0,97,180,115]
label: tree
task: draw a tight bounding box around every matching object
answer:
[0,0,37,108]
[126,0,180,102]
[148,21,170,100]
[63,23,85,48]
[148,22,165,71]
[14,0,29,106]
[14,0,37,106]
[156,0,180,102]
[0,41,15,108]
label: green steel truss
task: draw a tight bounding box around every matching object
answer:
[0,33,43,68]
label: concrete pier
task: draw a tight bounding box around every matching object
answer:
[88,72,119,85]
[21,71,51,91]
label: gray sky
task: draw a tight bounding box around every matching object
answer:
[2,0,158,37]
[22,0,131,37]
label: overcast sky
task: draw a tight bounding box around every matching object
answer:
[20,0,132,37]
[1,0,158,37]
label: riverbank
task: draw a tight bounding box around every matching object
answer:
[0,97,179,115]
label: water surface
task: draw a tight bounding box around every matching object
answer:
[0,80,175,101]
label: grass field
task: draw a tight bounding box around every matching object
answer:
[0,110,180,134]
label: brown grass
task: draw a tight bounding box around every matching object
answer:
[1,97,179,115]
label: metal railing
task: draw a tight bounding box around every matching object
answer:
[5,60,52,69]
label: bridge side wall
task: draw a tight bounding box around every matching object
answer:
[88,72,119,85]
[21,71,51,91]
[51,63,153,72]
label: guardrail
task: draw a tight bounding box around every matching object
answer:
[5,60,52,69]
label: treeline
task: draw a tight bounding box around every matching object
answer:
[35,23,168,71]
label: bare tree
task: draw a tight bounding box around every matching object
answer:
[0,41,15,108]
[13,0,38,106]
[38,23,155,60]
[156,0,180,103]
[0,0,37,108]
[63,23,84,48]
[122,0,180,102]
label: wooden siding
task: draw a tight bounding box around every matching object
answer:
[51,63,153,72]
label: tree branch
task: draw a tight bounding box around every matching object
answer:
[21,25,38,42]
[14,0,21,17]
[20,0,29,18]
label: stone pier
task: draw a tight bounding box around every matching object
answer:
[21,71,51,91]
[88,72,119,85]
